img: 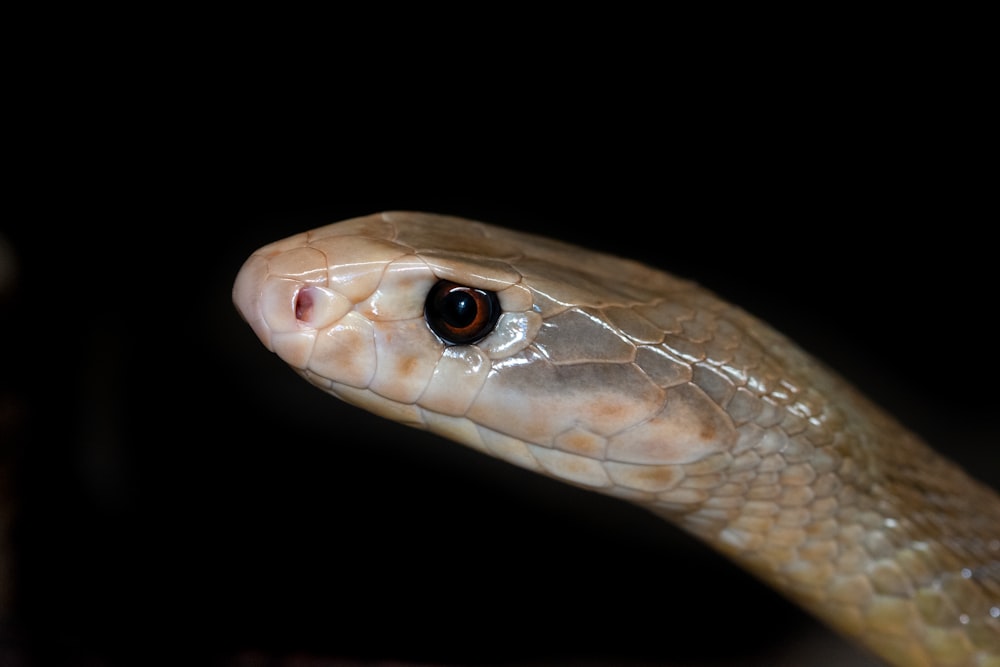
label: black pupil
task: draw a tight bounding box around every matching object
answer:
[443,291,478,327]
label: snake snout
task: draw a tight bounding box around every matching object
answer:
[233,254,272,349]
[234,248,357,372]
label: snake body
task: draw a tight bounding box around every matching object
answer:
[233,211,1000,666]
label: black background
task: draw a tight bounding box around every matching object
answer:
[2,50,997,667]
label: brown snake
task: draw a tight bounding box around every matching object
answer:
[233,211,1000,666]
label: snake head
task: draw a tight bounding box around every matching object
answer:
[234,211,735,498]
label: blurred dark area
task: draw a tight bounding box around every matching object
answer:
[1,71,996,667]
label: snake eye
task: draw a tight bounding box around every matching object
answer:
[424,280,501,345]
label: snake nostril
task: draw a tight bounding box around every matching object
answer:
[294,287,314,323]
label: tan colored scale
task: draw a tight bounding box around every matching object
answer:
[234,211,1000,666]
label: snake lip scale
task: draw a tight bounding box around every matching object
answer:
[234,211,1000,666]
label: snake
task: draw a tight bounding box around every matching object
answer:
[232,211,1000,666]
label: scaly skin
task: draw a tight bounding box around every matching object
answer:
[233,211,1000,666]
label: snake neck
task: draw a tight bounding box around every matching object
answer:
[648,396,1000,666]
